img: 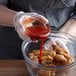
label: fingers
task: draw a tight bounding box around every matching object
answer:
[25,12,49,24]
[44,38,53,50]
[55,41,64,48]
[55,40,70,54]
[44,37,70,55]
[17,29,32,41]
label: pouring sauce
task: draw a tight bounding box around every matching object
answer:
[23,17,50,63]
[24,26,50,63]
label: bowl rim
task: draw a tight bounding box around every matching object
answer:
[22,31,76,71]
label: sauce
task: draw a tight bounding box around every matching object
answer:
[24,26,50,63]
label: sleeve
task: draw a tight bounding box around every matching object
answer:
[71,13,76,19]
[0,0,8,5]
[70,2,76,19]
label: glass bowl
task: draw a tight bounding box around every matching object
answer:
[22,31,76,76]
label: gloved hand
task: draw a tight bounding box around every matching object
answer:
[13,11,49,42]
[44,32,70,55]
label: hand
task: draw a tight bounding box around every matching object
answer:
[44,33,70,55]
[13,11,48,42]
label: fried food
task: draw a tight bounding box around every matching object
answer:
[28,43,75,76]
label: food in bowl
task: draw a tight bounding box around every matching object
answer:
[28,43,75,76]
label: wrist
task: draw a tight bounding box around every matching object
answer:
[13,11,24,24]
[59,19,76,38]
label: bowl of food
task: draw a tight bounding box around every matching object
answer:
[22,31,76,76]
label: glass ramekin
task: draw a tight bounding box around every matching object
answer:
[22,31,76,76]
